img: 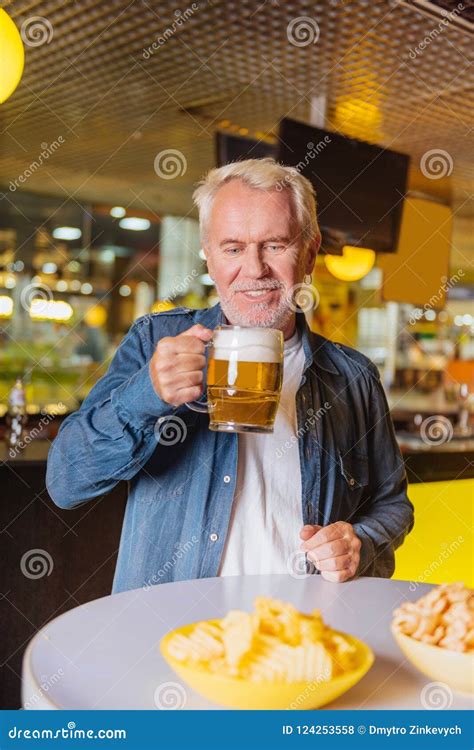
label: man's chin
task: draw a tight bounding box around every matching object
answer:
[220,299,292,330]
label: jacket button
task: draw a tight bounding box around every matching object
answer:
[223,475,231,483]
[349,478,355,486]
[210,533,218,542]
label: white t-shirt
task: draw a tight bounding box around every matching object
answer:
[218,327,306,576]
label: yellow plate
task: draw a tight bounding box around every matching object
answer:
[160,620,374,709]
[391,626,474,694]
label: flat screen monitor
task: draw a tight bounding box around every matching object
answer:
[216,132,276,166]
[277,118,410,253]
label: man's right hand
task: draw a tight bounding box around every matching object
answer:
[149,324,214,407]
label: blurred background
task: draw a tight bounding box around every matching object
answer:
[0,0,472,420]
[0,0,472,708]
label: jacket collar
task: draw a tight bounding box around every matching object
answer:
[295,309,341,376]
[199,302,225,329]
[199,303,340,376]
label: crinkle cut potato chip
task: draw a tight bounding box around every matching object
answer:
[164,596,360,683]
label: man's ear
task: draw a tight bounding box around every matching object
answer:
[202,244,214,280]
[305,235,320,275]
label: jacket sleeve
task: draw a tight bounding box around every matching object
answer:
[351,367,415,578]
[46,316,175,509]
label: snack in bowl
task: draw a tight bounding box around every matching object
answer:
[160,597,374,709]
[392,582,474,652]
[391,583,474,693]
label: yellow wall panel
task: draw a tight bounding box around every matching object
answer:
[394,479,473,588]
[379,198,452,307]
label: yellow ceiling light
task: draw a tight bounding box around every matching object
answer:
[29,299,74,322]
[0,9,25,104]
[324,245,376,282]
[334,99,381,131]
[0,295,13,318]
[151,299,176,314]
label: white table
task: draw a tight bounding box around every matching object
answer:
[22,576,472,710]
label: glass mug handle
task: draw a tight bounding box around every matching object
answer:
[185,399,210,413]
[185,337,214,413]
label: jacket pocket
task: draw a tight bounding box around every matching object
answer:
[338,449,369,490]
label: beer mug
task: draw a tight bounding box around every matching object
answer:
[187,325,284,433]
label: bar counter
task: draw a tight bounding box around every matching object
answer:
[1,442,127,709]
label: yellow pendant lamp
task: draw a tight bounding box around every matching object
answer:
[0,9,25,103]
[324,245,376,282]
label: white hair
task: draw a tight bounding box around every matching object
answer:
[192,157,320,249]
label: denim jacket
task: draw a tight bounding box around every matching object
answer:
[46,304,414,593]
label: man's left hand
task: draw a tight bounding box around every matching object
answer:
[299,522,362,582]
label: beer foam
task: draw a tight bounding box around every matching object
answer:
[211,326,283,363]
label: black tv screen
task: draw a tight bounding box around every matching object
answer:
[216,132,276,166]
[277,118,410,254]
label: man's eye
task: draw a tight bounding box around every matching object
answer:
[265,244,284,254]
[224,247,241,255]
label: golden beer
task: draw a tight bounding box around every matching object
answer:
[206,326,284,433]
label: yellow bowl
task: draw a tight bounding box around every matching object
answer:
[160,621,374,709]
[391,626,474,693]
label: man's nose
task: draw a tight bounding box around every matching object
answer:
[244,244,269,277]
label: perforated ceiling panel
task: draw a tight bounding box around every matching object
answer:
[0,0,473,234]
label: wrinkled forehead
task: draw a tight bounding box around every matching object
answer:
[208,180,300,244]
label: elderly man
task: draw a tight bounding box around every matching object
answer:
[47,157,414,593]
